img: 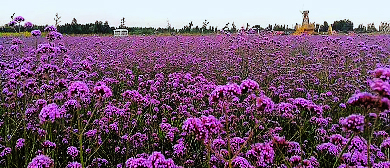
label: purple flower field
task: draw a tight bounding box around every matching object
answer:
[1,29,390,168]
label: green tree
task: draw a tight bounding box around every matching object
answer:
[120,17,126,28]
[231,22,237,33]
[266,24,272,31]
[319,21,329,32]
[202,19,209,34]
[54,13,61,28]
[367,23,377,33]
[222,22,230,31]
[315,24,320,32]
[332,19,353,32]
[273,24,285,31]
[71,18,82,34]
[354,24,366,33]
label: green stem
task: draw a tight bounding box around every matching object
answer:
[207,141,211,168]
[222,100,232,168]
[79,133,84,168]
[367,116,379,168]
[77,109,85,168]
[333,133,355,168]
[275,145,292,168]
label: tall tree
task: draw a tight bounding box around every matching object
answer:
[71,18,78,25]
[315,24,320,32]
[54,13,62,28]
[120,17,126,28]
[332,19,353,32]
[367,23,377,33]
[320,21,329,32]
[103,21,111,34]
[266,24,272,31]
[354,24,366,33]
[222,22,230,31]
[70,18,81,34]
[252,25,263,33]
[202,19,209,33]
[166,19,172,32]
[188,21,193,32]
[231,22,236,33]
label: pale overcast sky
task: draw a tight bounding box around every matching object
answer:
[1,0,389,29]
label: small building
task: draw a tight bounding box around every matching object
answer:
[114,29,128,37]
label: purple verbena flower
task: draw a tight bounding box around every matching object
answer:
[27,155,54,168]
[14,16,25,22]
[67,162,82,168]
[125,157,151,168]
[381,137,390,149]
[24,22,33,29]
[246,142,274,167]
[42,140,56,149]
[339,114,365,133]
[44,25,57,32]
[46,31,62,41]
[0,147,11,157]
[31,30,41,37]
[122,90,144,102]
[240,79,260,93]
[10,45,18,51]
[68,81,90,98]
[173,140,187,157]
[93,83,113,98]
[256,95,275,113]
[289,155,301,165]
[39,103,63,124]
[15,138,25,149]
[231,156,254,168]
[370,78,390,96]
[9,21,17,26]
[67,146,79,158]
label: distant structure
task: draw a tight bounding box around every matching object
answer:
[328,24,333,35]
[294,10,315,35]
[302,11,309,25]
[114,29,128,37]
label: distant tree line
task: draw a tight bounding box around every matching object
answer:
[0,17,386,35]
[57,18,113,34]
[0,25,46,33]
[313,20,353,33]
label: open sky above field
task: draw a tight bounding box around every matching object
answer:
[1,0,389,29]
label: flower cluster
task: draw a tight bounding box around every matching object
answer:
[68,81,90,98]
[210,83,242,102]
[27,155,54,168]
[44,25,57,32]
[182,115,222,142]
[67,146,79,158]
[31,30,42,37]
[39,103,63,124]
[93,82,113,98]
[339,114,365,133]
[24,22,33,29]
[125,152,181,168]
[2,30,390,168]
[240,79,260,93]
[14,16,25,22]
[246,142,275,167]
[46,31,63,41]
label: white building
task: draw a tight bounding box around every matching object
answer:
[114,29,128,37]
